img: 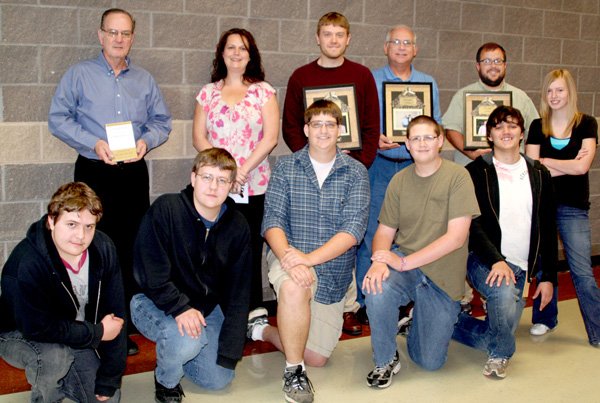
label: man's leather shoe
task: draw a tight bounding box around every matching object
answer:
[127,336,139,356]
[356,306,369,325]
[342,312,362,336]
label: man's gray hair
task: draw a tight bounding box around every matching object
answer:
[385,25,417,43]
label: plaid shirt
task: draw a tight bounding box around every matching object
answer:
[262,146,369,304]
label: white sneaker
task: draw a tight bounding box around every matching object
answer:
[247,307,269,340]
[529,323,554,336]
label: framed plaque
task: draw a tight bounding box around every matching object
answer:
[303,84,361,150]
[464,92,512,149]
[383,82,433,143]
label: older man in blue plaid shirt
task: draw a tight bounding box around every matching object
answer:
[246,99,369,403]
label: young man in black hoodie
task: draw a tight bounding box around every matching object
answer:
[0,182,126,402]
[452,106,558,379]
[131,148,251,403]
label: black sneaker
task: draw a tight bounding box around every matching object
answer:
[397,307,413,336]
[282,365,314,403]
[366,351,401,388]
[155,376,185,403]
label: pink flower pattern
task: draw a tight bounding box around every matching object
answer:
[196,80,276,196]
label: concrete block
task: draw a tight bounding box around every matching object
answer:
[0,45,38,83]
[309,0,363,22]
[565,0,599,13]
[130,48,184,85]
[522,0,562,9]
[438,31,483,61]
[363,56,388,71]
[161,86,199,121]
[0,202,41,242]
[186,0,249,16]
[461,3,503,33]
[117,0,183,12]
[41,46,98,84]
[595,95,600,118]
[523,37,561,64]
[439,89,456,117]
[577,67,600,92]
[147,120,186,159]
[250,0,307,19]
[1,5,78,44]
[42,124,79,163]
[482,34,524,63]
[414,59,459,93]
[364,0,413,26]
[262,53,309,88]
[415,0,461,30]
[581,15,600,42]
[578,93,594,116]
[40,0,111,6]
[4,163,72,201]
[543,11,581,40]
[246,18,280,52]
[280,20,316,54]
[184,50,214,86]
[457,61,480,88]
[414,28,438,60]
[2,85,56,122]
[506,63,542,92]
[150,158,195,195]
[504,7,543,37]
[562,40,597,67]
[153,14,217,50]
[183,121,199,158]
[350,24,388,56]
[0,123,41,163]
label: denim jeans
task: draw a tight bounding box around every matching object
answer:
[365,260,460,370]
[356,154,412,307]
[0,330,120,402]
[130,294,234,390]
[452,253,526,359]
[533,205,600,344]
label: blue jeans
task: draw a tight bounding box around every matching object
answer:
[452,253,526,359]
[356,154,412,306]
[365,262,460,370]
[533,206,600,344]
[0,330,121,402]
[130,294,234,390]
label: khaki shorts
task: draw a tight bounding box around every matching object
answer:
[267,250,344,358]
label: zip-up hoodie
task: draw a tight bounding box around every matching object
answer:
[0,216,127,397]
[466,153,558,284]
[133,185,251,370]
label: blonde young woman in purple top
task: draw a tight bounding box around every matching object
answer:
[193,28,279,310]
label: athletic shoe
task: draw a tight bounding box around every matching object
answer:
[366,351,401,388]
[483,357,509,379]
[397,307,413,336]
[282,365,314,403]
[247,307,269,340]
[155,376,185,403]
[529,323,555,336]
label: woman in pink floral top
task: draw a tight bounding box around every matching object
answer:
[193,28,279,310]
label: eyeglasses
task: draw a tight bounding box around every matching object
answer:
[387,39,414,47]
[408,135,438,144]
[308,121,338,130]
[478,58,505,65]
[196,173,232,187]
[101,28,133,40]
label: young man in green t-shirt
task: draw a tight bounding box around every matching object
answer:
[362,115,480,388]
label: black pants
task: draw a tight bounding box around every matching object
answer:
[74,155,149,333]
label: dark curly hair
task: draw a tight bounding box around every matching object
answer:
[210,28,265,83]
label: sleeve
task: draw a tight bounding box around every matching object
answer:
[347,73,380,168]
[196,84,211,110]
[580,115,599,142]
[442,90,465,133]
[257,81,276,105]
[448,167,480,221]
[261,159,290,236]
[339,164,370,243]
[94,236,127,397]
[526,119,543,145]
[48,67,104,153]
[537,163,558,285]
[217,219,252,369]
[133,200,192,317]
[139,75,172,150]
[282,72,309,152]
[378,174,402,229]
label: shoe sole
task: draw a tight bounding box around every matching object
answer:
[529,325,555,336]
[483,370,506,379]
[366,361,402,389]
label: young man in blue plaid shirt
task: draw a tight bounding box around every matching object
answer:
[247,100,369,403]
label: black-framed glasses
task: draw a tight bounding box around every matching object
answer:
[101,28,133,40]
[478,58,505,65]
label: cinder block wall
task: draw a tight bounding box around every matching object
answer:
[1,0,599,265]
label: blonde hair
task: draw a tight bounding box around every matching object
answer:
[317,12,349,35]
[540,69,582,137]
